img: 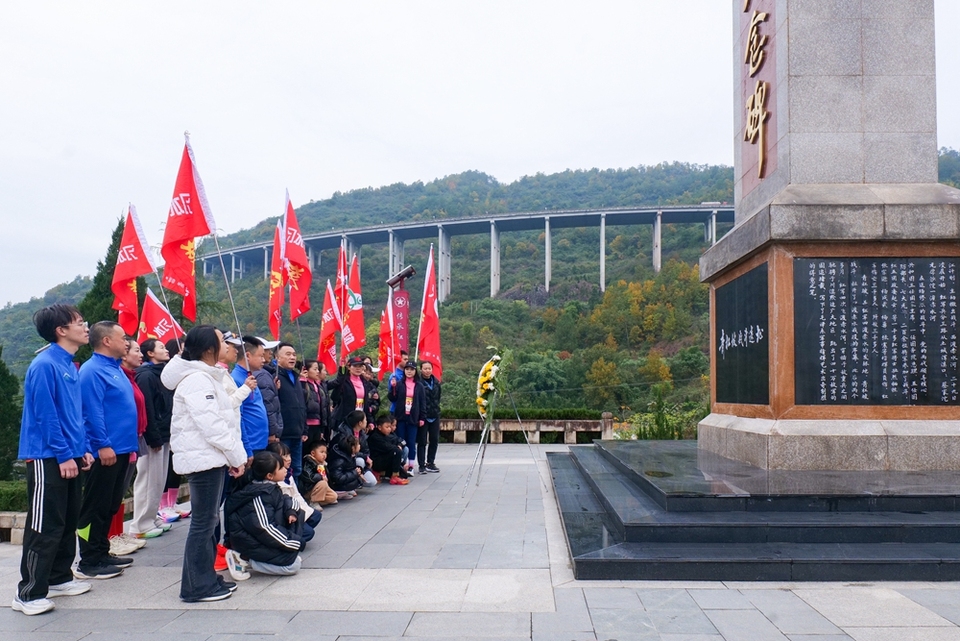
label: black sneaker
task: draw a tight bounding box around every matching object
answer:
[105,555,134,569]
[73,563,123,580]
[425,463,440,473]
[183,585,232,603]
[217,577,238,593]
[418,467,426,475]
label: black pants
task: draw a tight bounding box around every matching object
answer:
[77,454,130,568]
[18,458,83,601]
[371,448,404,475]
[417,419,440,466]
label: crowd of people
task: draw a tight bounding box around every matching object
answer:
[13,303,442,614]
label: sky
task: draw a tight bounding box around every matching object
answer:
[1,1,958,306]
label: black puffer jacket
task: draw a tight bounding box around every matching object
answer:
[224,477,302,566]
[326,440,361,492]
[134,362,173,448]
[330,367,378,429]
[388,376,426,425]
[254,368,283,439]
[302,379,332,443]
[277,368,307,440]
[297,454,327,497]
[420,375,442,420]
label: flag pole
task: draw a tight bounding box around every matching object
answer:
[151,269,182,351]
[295,318,305,358]
[211,233,251,370]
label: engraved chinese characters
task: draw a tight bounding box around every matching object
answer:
[794,259,959,405]
[715,263,769,405]
[742,0,771,180]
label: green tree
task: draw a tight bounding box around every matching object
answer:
[940,147,960,188]
[0,346,22,480]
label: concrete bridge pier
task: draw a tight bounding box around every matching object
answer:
[600,213,606,292]
[544,217,551,292]
[388,230,404,278]
[653,210,662,273]
[438,226,451,303]
[490,221,500,297]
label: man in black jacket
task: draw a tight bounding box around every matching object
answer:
[275,342,307,479]
[129,339,174,537]
[254,337,283,441]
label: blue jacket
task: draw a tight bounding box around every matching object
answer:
[232,364,270,457]
[79,352,138,456]
[19,344,89,463]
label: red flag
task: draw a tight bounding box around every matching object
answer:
[268,219,286,340]
[376,295,399,381]
[137,288,184,344]
[160,134,216,321]
[416,245,442,379]
[333,244,348,320]
[317,280,342,373]
[283,192,312,320]
[111,205,156,335]
[341,254,366,355]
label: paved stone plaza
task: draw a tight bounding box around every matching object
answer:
[3,444,960,640]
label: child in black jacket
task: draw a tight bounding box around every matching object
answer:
[223,452,303,580]
[368,418,410,485]
[327,434,363,494]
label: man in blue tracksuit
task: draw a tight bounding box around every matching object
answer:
[75,321,138,580]
[14,304,95,616]
[232,336,270,461]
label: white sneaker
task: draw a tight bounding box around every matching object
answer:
[11,596,55,615]
[109,535,139,556]
[121,533,147,550]
[47,580,91,597]
[224,549,250,581]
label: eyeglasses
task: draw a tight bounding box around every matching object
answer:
[62,320,89,330]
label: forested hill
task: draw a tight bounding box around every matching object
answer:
[216,163,734,250]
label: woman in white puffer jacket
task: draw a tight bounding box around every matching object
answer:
[161,325,247,603]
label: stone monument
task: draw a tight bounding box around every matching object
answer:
[698,0,960,471]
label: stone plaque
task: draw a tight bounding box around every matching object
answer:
[794,258,959,405]
[715,263,769,405]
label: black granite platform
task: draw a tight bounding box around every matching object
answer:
[548,440,960,581]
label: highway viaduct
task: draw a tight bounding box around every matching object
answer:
[199,205,734,303]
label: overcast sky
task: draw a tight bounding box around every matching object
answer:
[1,1,958,306]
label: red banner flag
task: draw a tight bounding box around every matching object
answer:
[317,280,342,373]
[283,192,312,320]
[376,294,399,381]
[137,288,184,344]
[111,204,156,335]
[268,219,286,340]
[416,245,442,379]
[160,134,216,321]
[333,244,348,320]
[341,254,366,355]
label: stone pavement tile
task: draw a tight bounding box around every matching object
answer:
[704,610,789,641]
[785,635,854,641]
[342,543,404,568]
[636,588,701,611]
[582,587,642,610]
[532,589,592,635]
[386,554,440,568]
[898,589,960,626]
[657,636,725,641]
[287,611,413,636]
[352,569,470,612]
[337,638,528,641]
[54,566,182,609]
[17,634,97,641]
[255,568,378,610]
[432,544,484,569]
[36,607,183,632]
[369,526,419,545]
[405,612,531,637]
[206,635,335,641]
[793,588,954,628]
[843,629,960,641]
[162,609,296,634]
[647,609,720,636]
[462,569,554,613]
[688,589,755,610]
[84,633,210,641]
[588,607,659,641]
[741,589,844,636]
[0,608,68,632]
[532,632,597,641]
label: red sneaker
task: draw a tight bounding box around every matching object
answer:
[389,476,409,485]
[214,544,228,571]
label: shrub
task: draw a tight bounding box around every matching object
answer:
[0,480,27,512]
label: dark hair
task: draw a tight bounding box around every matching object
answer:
[251,450,283,481]
[376,414,393,427]
[266,441,290,457]
[140,338,160,358]
[241,335,263,354]
[89,321,120,350]
[165,337,182,357]
[276,341,295,354]
[180,325,220,362]
[400,350,409,357]
[33,304,81,343]
[307,440,327,454]
[345,410,366,428]
[304,359,319,372]
[340,434,358,452]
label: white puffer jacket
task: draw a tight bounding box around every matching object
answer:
[161,356,248,475]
